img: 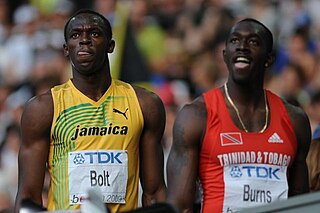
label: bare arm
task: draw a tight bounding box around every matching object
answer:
[134,86,167,206]
[166,97,207,213]
[306,137,320,191]
[284,102,311,196]
[14,91,53,212]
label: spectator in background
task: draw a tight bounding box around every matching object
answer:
[245,0,278,34]
[0,171,13,212]
[278,29,317,83]
[93,0,152,86]
[275,1,318,78]
[307,125,320,192]
[129,0,167,77]
[152,0,183,34]
[305,91,320,133]
[0,83,11,142]
[0,124,21,202]
[0,0,11,44]
[189,52,220,97]
[1,4,39,85]
[266,62,310,107]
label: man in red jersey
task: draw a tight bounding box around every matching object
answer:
[166,18,311,213]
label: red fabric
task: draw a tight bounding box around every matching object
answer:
[199,88,297,213]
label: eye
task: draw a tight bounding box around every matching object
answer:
[230,37,239,44]
[248,39,259,46]
[91,31,100,37]
[71,33,80,39]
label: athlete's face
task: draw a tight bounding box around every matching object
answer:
[223,21,271,85]
[64,13,114,75]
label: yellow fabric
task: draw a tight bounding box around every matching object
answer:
[48,79,144,212]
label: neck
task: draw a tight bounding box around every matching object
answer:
[72,71,112,102]
[225,82,264,106]
[224,83,269,133]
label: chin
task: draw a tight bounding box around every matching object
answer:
[233,77,251,85]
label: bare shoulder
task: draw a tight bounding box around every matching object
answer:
[132,85,166,136]
[132,85,163,106]
[282,99,310,129]
[132,85,165,117]
[24,90,53,115]
[173,96,207,147]
[22,90,53,133]
[177,96,206,120]
[282,99,311,148]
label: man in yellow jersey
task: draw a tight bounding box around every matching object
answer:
[15,9,166,213]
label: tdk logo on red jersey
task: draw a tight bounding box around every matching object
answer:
[230,165,280,180]
[230,166,242,177]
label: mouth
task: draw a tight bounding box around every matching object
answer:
[78,49,94,56]
[234,56,251,69]
[77,50,94,62]
[78,51,92,55]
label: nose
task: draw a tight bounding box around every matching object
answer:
[237,39,249,51]
[79,32,91,45]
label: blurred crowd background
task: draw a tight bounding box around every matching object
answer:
[2,0,320,211]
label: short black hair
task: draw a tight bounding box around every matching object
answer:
[232,18,274,53]
[63,9,112,42]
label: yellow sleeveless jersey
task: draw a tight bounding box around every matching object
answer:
[48,79,144,212]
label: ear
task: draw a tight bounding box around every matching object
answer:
[223,49,227,63]
[107,40,115,53]
[63,44,69,57]
[265,52,275,68]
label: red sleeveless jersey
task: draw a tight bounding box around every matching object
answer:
[200,88,297,213]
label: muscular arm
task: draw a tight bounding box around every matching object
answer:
[166,98,207,213]
[14,91,53,212]
[284,102,311,196]
[134,86,167,206]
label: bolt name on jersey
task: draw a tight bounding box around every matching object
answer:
[71,124,128,140]
[90,170,111,187]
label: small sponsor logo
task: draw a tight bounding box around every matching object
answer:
[113,108,129,119]
[268,133,283,143]
[229,165,281,180]
[73,153,85,165]
[71,151,124,165]
[230,166,242,178]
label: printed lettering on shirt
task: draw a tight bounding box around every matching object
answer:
[217,151,291,167]
[68,150,128,204]
[222,163,288,212]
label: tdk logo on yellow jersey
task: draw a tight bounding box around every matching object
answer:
[71,123,128,140]
[72,151,123,165]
